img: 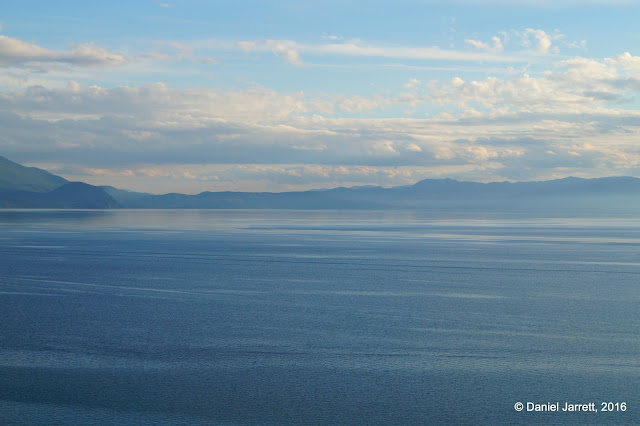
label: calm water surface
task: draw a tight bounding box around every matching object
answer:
[1,210,639,424]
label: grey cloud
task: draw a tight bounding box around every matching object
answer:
[3,101,640,179]
[583,91,621,101]
[0,106,484,169]
[609,77,640,92]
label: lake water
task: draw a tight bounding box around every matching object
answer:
[1,209,639,424]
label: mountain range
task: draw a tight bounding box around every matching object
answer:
[0,156,119,208]
[2,155,640,213]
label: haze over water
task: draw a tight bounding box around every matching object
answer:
[1,209,639,424]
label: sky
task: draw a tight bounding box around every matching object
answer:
[2,0,640,194]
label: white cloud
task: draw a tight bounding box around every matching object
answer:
[270,42,303,66]
[465,36,504,53]
[0,35,127,68]
[338,94,390,113]
[403,78,422,89]
[307,39,516,62]
[613,52,640,74]
[65,43,128,66]
[0,35,58,66]
[522,28,562,54]
[423,52,640,113]
[236,40,303,66]
[236,38,523,64]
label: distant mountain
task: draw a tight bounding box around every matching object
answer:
[0,157,119,208]
[0,182,121,208]
[123,176,640,213]
[2,155,640,212]
[390,176,640,212]
[101,186,150,204]
[0,155,68,192]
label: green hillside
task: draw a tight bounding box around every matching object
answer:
[0,156,68,192]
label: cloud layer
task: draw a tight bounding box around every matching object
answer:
[1,17,640,192]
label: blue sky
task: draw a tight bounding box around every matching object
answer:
[2,0,640,193]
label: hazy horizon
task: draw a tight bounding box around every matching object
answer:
[105,174,640,196]
[2,1,640,193]
[5,154,640,197]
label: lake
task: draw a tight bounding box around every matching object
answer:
[1,209,639,424]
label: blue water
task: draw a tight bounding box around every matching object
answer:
[1,210,639,424]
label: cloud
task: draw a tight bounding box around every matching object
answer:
[139,41,221,65]
[403,78,422,89]
[236,41,256,52]
[236,38,523,65]
[0,35,126,68]
[0,81,306,123]
[164,42,195,59]
[139,52,172,61]
[64,43,128,66]
[423,52,640,113]
[236,40,303,66]
[465,36,504,53]
[338,94,391,113]
[4,51,640,191]
[522,28,562,54]
[201,57,218,65]
[612,51,640,73]
[0,35,54,66]
[270,42,303,66]
[132,32,550,72]
[308,40,518,62]
[226,29,575,68]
